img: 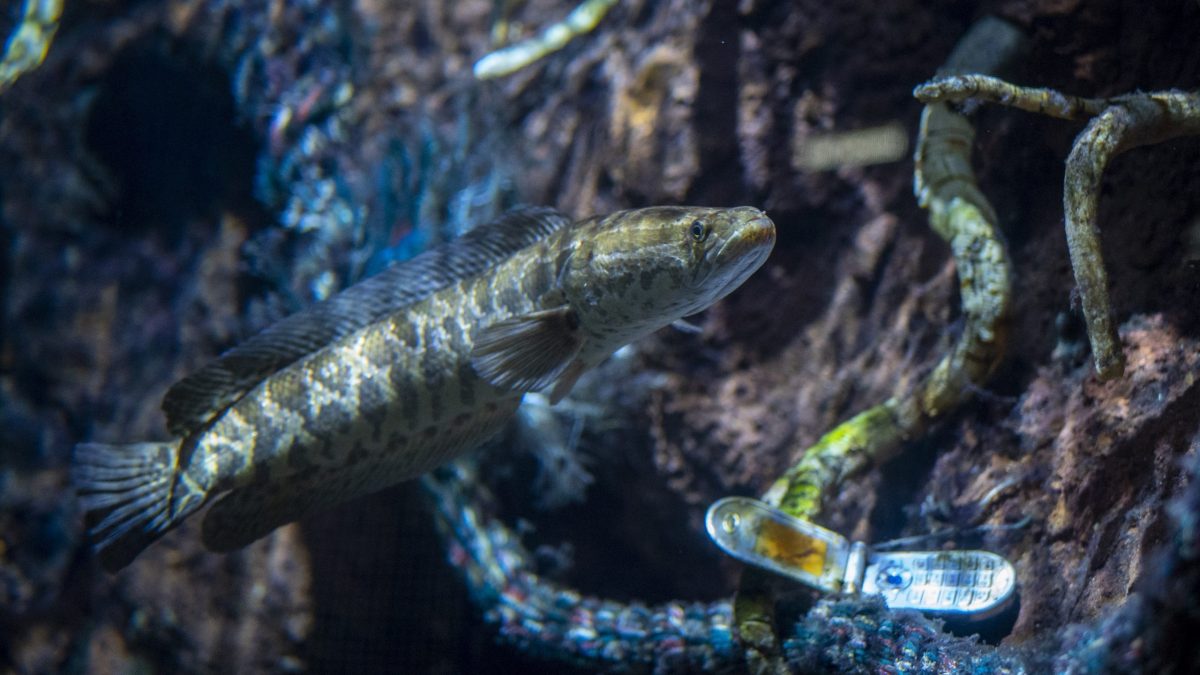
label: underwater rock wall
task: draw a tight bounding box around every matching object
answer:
[1,0,1199,672]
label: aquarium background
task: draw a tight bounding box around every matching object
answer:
[2,0,1200,672]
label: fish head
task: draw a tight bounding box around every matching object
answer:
[686,206,777,310]
[565,206,776,339]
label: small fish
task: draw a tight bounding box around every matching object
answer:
[73,205,775,571]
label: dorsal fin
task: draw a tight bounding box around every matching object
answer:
[162,207,572,436]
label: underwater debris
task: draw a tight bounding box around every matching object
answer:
[915,74,1200,381]
[0,0,61,92]
[791,122,909,172]
[73,206,775,571]
[707,496,1018,617]
[423,460,741,672]
[733,17,1021,672]
[516,392,596,510]
[474,0,619,80]
[425,454,1029,674]
[200,0,366,303]
[785,595,1025,674]
[431,418,1200,673]
[914,75,1110,120]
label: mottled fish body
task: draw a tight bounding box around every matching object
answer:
[74,206,775,571]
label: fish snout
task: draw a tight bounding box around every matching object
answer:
[718,208,776,264]
[698,208,776,300]
[744,210,776,251]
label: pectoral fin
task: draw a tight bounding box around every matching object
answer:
[670,319,704,334]
[470,307,583,393]
[548,359,587,404]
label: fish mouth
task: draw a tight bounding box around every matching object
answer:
[714,212,776,269]
[704,211,776,298]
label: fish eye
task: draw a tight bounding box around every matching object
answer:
[689,219,707,241]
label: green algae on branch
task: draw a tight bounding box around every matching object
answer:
[914,75,1109,121]
[0,0,62,92]
[474,0,619,80]
[765,14,1019,525]
[733,17,1022,673]
[916,74,1200,381]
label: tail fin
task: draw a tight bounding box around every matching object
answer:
[72,441,198,571]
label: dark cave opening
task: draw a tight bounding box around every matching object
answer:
[83,34,260,241]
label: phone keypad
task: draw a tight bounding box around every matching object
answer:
[862,551,1016,616]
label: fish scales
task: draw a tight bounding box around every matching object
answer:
[196,243,562,521]
[72,206,776,570]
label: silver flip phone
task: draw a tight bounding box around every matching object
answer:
[706,496,1016,618]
